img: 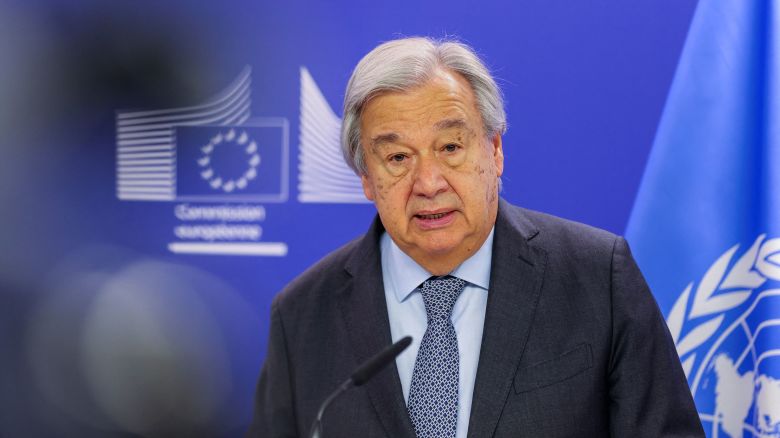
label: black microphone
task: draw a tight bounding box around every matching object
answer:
[309,336,412,438]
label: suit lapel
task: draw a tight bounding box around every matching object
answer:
[338,217,416,438]
[467,200,548,438]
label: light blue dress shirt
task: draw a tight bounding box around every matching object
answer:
[381,228,493,438]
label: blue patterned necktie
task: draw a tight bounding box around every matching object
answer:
[407,275,466,438]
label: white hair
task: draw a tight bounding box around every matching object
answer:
[341,37,506,175]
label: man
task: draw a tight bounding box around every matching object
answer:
[249,37,703,437]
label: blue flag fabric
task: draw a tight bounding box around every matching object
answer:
[626,1,780,437]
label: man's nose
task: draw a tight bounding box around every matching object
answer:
[412,155,449,198]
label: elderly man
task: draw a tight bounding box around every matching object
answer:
[249,37,703,437]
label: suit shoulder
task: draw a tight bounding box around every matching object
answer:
[274,235,363,308]
[510,205,619,259]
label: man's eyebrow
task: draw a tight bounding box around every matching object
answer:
[370,133,400,149]
[434,118,468,131]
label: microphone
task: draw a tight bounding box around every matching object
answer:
[309,336,412,438]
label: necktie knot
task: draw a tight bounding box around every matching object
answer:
[419,276,466,321]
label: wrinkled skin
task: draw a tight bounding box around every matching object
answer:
[360,68,504,275]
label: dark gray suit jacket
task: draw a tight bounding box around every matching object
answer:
[248,199,704,437]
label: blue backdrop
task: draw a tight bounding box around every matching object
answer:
[0,1,698,436]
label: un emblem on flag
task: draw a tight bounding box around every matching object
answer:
[668,235,780,437]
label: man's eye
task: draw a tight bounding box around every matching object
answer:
[443,144,460,152]
[390,154,406,162]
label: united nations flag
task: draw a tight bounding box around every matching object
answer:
[626,1,780,436]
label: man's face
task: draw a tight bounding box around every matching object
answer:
[359,68,504,274]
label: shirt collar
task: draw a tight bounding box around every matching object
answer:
[381,227,495,303]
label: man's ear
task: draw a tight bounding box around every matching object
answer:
[361,173,375,201]
[491,134,504,177]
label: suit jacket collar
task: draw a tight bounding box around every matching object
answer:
[467,199,547,438]
[339,199,546,438]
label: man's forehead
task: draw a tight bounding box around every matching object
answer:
[369,117,473,149]
[360,69,483,148]
[362,70,477,115]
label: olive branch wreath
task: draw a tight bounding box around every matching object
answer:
[666,234,780,378]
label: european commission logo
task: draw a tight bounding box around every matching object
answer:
[115,67,290,257]
[177,124,285,202]
[115,66,368,256]
[116,67,288,203]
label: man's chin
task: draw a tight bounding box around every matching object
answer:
[413,241,466,263]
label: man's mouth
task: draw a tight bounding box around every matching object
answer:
[416,212,449,220]
[413,210,456,229]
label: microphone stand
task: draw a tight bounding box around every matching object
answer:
[309,336,412,438]
[309,379,354,438]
